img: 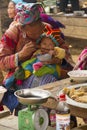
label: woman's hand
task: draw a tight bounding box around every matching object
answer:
[18,41,36,61]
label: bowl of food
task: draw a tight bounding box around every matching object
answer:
[0,86,7,102]
[61,83,87,118]
[67,70,87,81]
[37,54,52,62]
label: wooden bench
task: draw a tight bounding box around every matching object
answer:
[48,13,87,40]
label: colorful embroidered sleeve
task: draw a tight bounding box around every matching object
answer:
[0,24,19,71]
[74,48,87,70]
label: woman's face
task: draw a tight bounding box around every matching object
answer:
[40,37,54,54]
[21,23,44,41]
[7,1,16,19]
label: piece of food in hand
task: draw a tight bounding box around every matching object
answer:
[54,47,65,59]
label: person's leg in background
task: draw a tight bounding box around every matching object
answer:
[0,103,4,111]
[59,0,68,12]
[70,0,80,11]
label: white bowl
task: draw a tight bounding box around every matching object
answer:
[67,70,87,81]
[0,86,7,102]
[74,11,85,16]
[37,54,52,62]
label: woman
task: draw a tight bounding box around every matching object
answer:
[4,30,66,89]
[0,3,74,114]
[7,0,23,19]
[74,47,87,70]
[7,0,42,19]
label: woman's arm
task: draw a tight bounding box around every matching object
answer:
[0,24,36,71]
[0,34,18,71]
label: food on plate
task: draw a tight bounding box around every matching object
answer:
[63,86,87,103]
[76,95,87,103]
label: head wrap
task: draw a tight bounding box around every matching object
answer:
[15,3,44,25]
[37,26,64,46]
[40,13,65,29]
[11,0,23,4]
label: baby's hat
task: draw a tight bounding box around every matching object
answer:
[36,26,64,46]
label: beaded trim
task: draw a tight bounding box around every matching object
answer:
[15,53,19,67]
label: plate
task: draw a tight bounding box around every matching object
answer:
[67,70,87,81]
[59,83,87,109]
[14,88,52,105]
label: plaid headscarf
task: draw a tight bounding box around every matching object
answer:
[15,3,44,25]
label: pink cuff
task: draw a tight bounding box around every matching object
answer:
[33,62,43,71]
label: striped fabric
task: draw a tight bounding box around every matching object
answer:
[20,74,57,88]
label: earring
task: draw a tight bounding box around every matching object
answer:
[23,32,26,38]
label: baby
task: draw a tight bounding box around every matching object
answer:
[32,33,65,76]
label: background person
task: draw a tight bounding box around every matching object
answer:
[74,47,87,70]
[73,47,87,124]
[59,0,80,13]
[7,0,23,19]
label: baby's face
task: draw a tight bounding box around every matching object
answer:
[40,37,54,54]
